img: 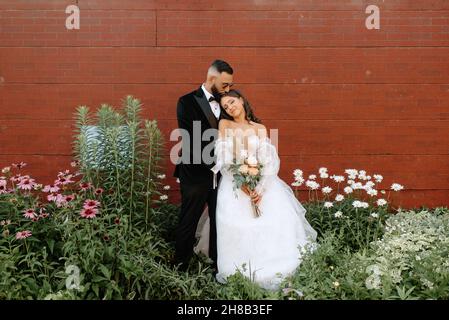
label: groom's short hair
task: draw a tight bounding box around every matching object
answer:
[210,59,233,75]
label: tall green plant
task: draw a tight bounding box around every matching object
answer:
[73,96,165,233]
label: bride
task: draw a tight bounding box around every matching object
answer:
[194,89,317,290]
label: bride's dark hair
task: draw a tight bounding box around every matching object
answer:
[219,89,262,124]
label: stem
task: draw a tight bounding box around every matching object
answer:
[145,136,153,232]
[129,127,136,227]
[113,144,121,209]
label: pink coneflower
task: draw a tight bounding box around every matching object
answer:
[83,199,100,209]
[80,207,98,219]
[0,180,7,194]
[9,174,22,183]
[79,182,92,191]
[58,170,70,177]
[15,230,32,239]
[94,188,104,195]
[65,194,76,202]
[39,213,49,219]
[55,194,68,208]
[47,193,58,202]
[12,162,27,169]
[114,217,120,225]
[23,209,37,219]
[32,217,39,222]
[17,177,36,191]
[42,184,60,193]
[55,175,74,186]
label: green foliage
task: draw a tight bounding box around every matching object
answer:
[285,208,449,300]
[303,196,388,251]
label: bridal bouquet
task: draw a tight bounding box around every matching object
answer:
[229,153,264,218]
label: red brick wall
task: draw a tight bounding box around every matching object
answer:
[1,0,449,208]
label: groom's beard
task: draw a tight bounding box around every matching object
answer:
[211,84,222,100]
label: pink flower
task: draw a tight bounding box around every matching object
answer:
[79,182,92,191]
[23,209,37,219]
[55,175,74,186]
[42,184,60,193]
[9,174,22,183]
[80,207,98,219]
[58,170,71,177]
[83,199,100,209]
[70,161,79,167]
[0,180,7,194]
[15,230,32,239]
[39,213,49,219]
[47,193,58,201]
[12,162,27,169]
[65,194,76,202]
[17,177,36,191]
[94,188,104,195]
[55,194,68,208]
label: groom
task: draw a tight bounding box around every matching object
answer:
[173,59,234,272]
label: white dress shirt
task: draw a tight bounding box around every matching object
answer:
[201,84,221,119]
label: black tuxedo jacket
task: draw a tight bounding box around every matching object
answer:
[173,86,230,185]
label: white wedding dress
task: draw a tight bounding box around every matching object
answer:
[194,135,317,290]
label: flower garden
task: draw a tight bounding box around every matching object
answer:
[1,96,447,300]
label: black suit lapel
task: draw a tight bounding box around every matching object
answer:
[194,86,218,129]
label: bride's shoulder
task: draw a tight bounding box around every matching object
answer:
[250,122,267,138]
[218,119,233,137]
[219,118,232,126]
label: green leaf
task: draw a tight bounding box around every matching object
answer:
[47,239,55,254]
[99,264,111,279]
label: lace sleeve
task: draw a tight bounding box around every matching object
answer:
[210,137,233,188]
[255,137,280,194]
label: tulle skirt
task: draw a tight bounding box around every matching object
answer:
[195,173,317,290]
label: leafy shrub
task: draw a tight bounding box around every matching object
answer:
[285,208,449,300]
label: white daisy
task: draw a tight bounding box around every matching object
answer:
[391,183,404,191]
[322,186,333,194]
[373,174,383,183]
[324,202,333,208]
[305,180,320,190]
[344,186,353,194]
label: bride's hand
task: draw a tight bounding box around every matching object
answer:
[250,190,262,205]
[241,184,251,196]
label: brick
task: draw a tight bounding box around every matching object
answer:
[0,10,156,46]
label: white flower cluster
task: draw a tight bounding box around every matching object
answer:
[291,167,405,213]
[291,169,304,187]
[352,200,369,209]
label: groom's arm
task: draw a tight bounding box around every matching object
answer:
[177,97,195,165]
[177,97,217,169]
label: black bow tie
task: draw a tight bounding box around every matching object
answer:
[208,96,216,102]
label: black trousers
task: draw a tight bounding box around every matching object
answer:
[175,178,219,270]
